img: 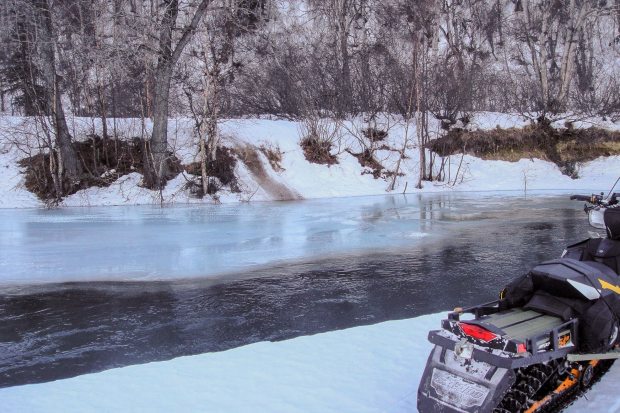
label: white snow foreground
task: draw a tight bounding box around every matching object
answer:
[0,314,441,413]
[1,114,620,208]
[0,312,618,413]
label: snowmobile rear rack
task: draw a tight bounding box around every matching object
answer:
[447,299,502,321]
[428,327,576,370]
[436,301,581,369]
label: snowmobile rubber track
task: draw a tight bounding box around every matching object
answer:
[493,362,558,413]
[550,360,614,413]
[492,359,614,413]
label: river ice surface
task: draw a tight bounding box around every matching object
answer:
[0,190,587,286]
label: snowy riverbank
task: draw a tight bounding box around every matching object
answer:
[0,311,617,412]
[1,114,620,208]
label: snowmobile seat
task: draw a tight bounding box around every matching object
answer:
[564,238,620,275]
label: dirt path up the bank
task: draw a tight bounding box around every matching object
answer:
[237,145,302,201]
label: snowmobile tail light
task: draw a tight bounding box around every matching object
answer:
[458,322,498,342]
[588,208,606,230]
[517,343,527,354]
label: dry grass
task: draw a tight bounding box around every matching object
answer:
[346,149,385,178]
[362,127,388,142]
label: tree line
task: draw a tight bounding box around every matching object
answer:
[0,0,619,197]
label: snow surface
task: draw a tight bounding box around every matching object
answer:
[1,114,619,208]
[0,310,617,412]
[0,313,440,413]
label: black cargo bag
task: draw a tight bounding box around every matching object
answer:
[499,273,534,310]
[579,299,617,352]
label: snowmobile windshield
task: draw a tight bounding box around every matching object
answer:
[588,208,606,229]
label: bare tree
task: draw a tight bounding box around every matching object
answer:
[144,0,213,189]
[512,0,611,116]
[33,0,82,192]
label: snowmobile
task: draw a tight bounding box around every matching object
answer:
[417,191,620,413]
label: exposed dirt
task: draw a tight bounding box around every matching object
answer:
[19,136,182,201]
[184,146,241,196]
[259,144,284,172]
[346,149,385,179]
[300,136,339,166]
[428,124,620,178]
[362,127,388,142]
[237,144,302,201]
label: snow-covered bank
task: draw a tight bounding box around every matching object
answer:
[0,313,441,413]
[1,114,619,208]
[1,310,617,413]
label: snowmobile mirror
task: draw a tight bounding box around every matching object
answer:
[588,208,606,230]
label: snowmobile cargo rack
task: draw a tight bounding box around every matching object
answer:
[428,330,576,370]
[447,299,502,320]
[431,300,580,369]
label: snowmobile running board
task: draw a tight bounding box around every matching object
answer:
[567,350,620,362]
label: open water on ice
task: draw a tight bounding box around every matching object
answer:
[0,191,591,387]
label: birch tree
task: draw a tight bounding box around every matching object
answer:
[513,0,609,115]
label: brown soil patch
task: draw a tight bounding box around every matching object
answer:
[346,149,385,179]
[19,136,181,201]
[300,136,339,166]
[184,146,240,196]
[237,144,301,201]
[428,125,620,178]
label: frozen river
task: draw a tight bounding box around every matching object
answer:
[0,191,589,286]
[0,191,593,387]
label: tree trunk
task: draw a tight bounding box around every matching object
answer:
[206,70,220,163]
[145,0,212,189]
[557,1,590,107]
[15,20,38,116]
[199,124,209,196]
[522,0,549,112]
[52,80,81,183]
[35,0,82,192]
[146,65,173,188]
[334,0,352,115]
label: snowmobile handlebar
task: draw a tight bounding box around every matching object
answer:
[570,193,619,206]
[570,194,602,203]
